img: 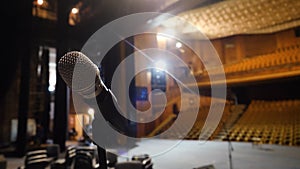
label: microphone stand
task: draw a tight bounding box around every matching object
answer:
[97,146,107,169]
[86,89,110,169]
[89,86,135,169]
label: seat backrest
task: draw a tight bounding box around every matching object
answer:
[25,149,48,165]
[74,151,94,169]
[114,161,144,169]
[76,145,98,164]
[132,154,153,169]
[26,159,52,169]
[44,144,60,160]
[65,145,77,166]
[25,149,51,169]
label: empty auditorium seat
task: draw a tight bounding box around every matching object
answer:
[75,145,99,168]
[19,148,54,169]
[131,154,153,169]
[51,145,76,169]
[74,150,99,169]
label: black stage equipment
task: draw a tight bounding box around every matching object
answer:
[58,51,137,169]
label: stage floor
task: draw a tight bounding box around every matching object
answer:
[119,139,300,169]
[5,139,300,169]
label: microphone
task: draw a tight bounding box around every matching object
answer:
[58,51,114,169]
[57,51,132,136]
[57,51,153,169]
[58,51,105,99]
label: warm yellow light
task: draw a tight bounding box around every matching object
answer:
[71,7,79,14]
[37,0,43,5]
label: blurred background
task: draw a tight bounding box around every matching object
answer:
[1,0,300,169]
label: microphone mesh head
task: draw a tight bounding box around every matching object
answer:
[58,51,100,93]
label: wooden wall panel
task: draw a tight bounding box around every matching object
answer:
[244,34,276,58]
[223,37,237,64]
[276,29,300,48]
[211,39,224,64]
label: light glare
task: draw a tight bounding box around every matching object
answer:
[88,108,94,115]
[156,34,167,42]
[176,42,182,48]
[71,7,79,14]
[155,60,166,70]
[48,86,55,92]
[37,0,43,5]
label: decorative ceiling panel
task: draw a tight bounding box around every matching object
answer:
[160,0,300,39]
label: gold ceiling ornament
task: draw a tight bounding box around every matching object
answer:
[160,0,300,39]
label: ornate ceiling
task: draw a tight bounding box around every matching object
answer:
[160,0,300,39]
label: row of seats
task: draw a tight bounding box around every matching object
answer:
[155,103,244,140]
[230,43,300,73]
[185,104,245,140]
[198,43,300,77]
[222,100,300,146]
[18,144,100,169]
[151,98,300,147]
[225,48,300,74]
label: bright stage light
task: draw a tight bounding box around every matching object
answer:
[37,0,43,5]
[154,60,166,70]
[176,42,182,48]
[71,7,79,14]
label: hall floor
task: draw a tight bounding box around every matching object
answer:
[5,139,300,169]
